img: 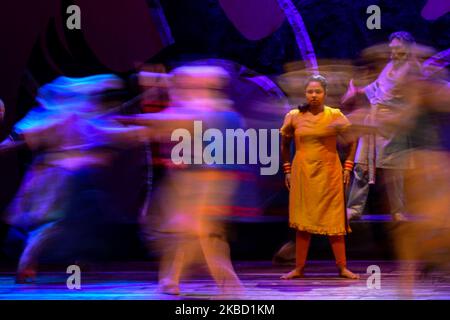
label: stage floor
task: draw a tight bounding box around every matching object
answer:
[0,261,449,300]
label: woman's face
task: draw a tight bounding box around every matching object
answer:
[305,81,326,107]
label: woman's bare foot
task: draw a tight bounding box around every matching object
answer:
[280,268,304,280]
[338,267,360,279]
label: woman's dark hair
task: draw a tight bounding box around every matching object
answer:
[304,74,327,93]
[299,74,327,112]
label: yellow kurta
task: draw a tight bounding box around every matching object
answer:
[281,106,351,236]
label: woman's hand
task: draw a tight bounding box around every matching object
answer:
[285,173,291,190]
[343,170,351,187]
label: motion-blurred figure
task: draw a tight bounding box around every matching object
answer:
[342,31,421,221]
[123,65,244,296]
[345,38,450,296]
[2,75,148,283]
[389,54,450,296]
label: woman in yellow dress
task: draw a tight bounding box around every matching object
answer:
[280,75,359,279]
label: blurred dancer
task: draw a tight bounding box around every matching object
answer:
[280,75,359,280]
[122,65,244,295]
[342,31,421,221]
[345,41,450,295]
[388,60,450,295]
[2,75,148,283]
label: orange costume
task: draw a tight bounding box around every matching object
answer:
[281,106,351,236]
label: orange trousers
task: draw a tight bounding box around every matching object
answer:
[295,231,347,268]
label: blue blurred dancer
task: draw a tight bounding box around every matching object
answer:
[2,75,148,283]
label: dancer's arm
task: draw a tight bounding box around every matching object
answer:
[281,135,292,190]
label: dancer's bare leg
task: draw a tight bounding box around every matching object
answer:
[329,235,360,279]
[281,231,310,279]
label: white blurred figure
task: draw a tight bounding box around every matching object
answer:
[126,65,244,296]
[342,31,422,222]
[345,39,450,296]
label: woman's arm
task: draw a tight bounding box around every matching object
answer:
[345,139,357,163]
[343,139,357,187]
[281,135,292,190]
